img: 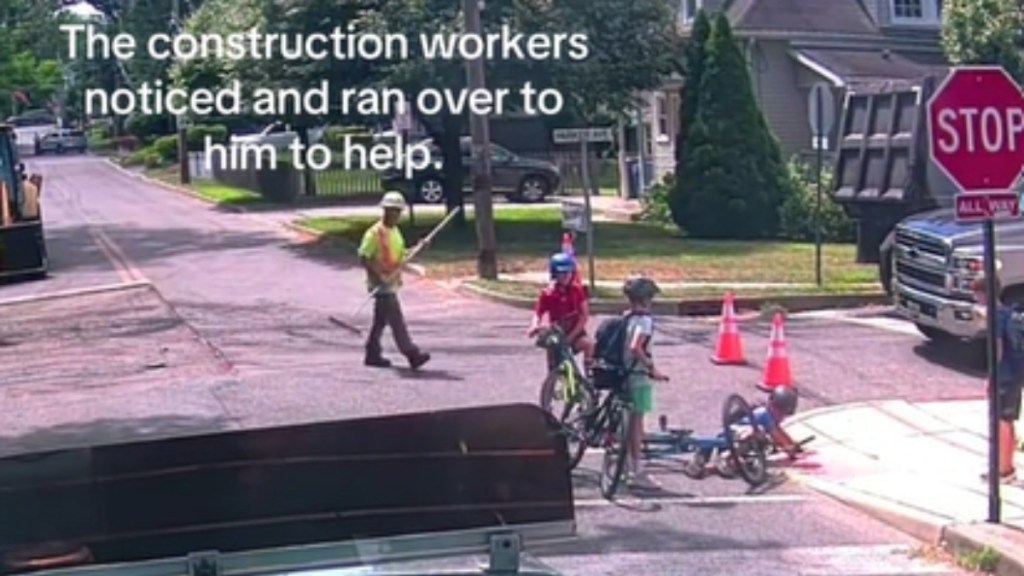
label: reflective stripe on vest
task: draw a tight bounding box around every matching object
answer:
[376,223,398,269]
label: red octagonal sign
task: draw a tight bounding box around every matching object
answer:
[927,66,1024,191]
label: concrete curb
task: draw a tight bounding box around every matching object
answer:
[943,522,1024,576]
[456,280,889,317]
[0,280,153,307]
[789,470,1024,575]
[103,158,248,213]
[793,475,947,544]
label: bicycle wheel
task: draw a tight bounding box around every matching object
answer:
[599,397,632,499]
[540,357,581,411]
[721,394,768,487]
[561,382,598,470]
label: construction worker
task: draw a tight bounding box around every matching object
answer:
[358,192,431,370]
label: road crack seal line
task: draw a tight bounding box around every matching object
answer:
[143,287,236,375]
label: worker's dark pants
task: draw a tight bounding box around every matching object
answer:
[365,292,420,359]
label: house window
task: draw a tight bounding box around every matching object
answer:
[891,0,940,24]
[656,93,670,139]
[680,0,699,24]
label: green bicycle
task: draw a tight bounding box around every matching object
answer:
[534,325,598,469]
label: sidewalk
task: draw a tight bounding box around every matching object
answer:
[785,399,1024,574]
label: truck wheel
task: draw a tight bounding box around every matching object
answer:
[916,324,956,344]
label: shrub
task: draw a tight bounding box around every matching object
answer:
[671,13,793,239]
[152,135,179,161]
[640,173,675,225]
[142,149,163,169]
[126,114,172,143]
[324,125,372,149]
[120,148,150,167]
[186,124,228,150]
[778,156,854,243]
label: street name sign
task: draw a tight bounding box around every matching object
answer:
[954,192,1021,222]
[552,128,614,144]
[927,66,1024,193]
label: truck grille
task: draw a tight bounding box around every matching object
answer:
[893,226,950,297]
[894,229,947,258]
[895,261,945,287]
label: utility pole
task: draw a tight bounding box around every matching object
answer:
[463,0,497,279]
[172,0,190,185]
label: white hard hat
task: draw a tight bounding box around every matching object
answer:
[380,191,406,210]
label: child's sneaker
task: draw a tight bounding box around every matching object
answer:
[628,470,662,490]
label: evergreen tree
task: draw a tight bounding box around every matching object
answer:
[670,10,711,230]
[679,13,791,239]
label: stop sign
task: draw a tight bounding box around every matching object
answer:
[927,66,1024,191]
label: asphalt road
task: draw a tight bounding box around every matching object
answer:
[0,155,982,575]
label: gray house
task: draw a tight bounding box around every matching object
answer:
[643,0,949,182]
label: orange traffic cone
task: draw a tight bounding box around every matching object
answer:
[561,232,575,255]
[759,312,793,391]
[711,292,745,365]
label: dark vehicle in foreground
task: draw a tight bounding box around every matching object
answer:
[0,404,574,575]
[0,124,47,281]
[381,136,561,204]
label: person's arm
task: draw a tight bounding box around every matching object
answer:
[629,317,667,380]
[527,295,549,336]
[770,427,801,458]
[358,228,386,284]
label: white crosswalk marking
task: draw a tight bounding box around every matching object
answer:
[539,545,963,575]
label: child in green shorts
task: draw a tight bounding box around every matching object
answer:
[621,274,669,489]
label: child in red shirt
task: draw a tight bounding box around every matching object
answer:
[527,253,594,371]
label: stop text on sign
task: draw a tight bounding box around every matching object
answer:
[935,106,1024,154]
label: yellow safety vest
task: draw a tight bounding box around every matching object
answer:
[358,220,406,292]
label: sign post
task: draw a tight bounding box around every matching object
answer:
[927,66,1024,523]
[552,127,614,293]
[807,82,835,287]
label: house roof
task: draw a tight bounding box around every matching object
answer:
[726,0,879,37]
[792,48,949,88]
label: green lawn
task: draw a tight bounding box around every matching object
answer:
[191,181,262,203]
[300,207,879,285]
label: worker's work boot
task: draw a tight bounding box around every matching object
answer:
[408,351,431,371]
[364,353,392,368]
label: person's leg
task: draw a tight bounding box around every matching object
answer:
[998,384,1022,476]
[629,379,658,487]
[575,334,595,372]
[383,293,430,369]
[364,294,390,367]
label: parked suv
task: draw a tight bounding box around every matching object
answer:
[34,129,87,154]
[380,137,561,204]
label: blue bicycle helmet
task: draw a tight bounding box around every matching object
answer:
[549,252,576,276]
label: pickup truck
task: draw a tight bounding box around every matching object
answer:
[884,208,1024,343]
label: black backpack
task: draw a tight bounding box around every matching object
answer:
[591,312,650,390]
